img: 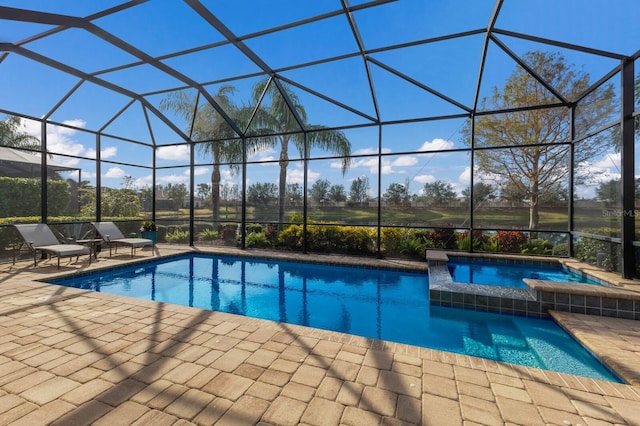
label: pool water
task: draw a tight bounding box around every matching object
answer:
[448,258,601,288]
[49,254,620,382]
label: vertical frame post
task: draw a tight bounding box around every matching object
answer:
[621,59,635,278]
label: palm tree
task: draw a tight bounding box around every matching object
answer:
[161,86,242,222]
[248,78,352,224]
[0,115,40,150]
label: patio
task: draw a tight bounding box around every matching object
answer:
[1,1,640,424]
[1,248,639,425]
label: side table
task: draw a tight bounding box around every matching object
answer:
[76,238,103,260]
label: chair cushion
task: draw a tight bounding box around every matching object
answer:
[38,244,90,257]
[111,238,153,248]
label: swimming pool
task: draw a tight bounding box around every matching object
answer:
[49,254,620,382]
[448,258,601,288]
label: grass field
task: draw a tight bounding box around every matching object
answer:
[166,205,622,232]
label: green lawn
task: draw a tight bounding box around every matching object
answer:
[179,205,617,231]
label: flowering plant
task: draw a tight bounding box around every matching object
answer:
[141,221,157,231]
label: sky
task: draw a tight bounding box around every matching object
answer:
[1,0,639,200]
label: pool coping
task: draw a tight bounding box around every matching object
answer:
[550,310,640,388]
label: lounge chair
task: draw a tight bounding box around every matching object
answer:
[13,224,92,269]
[91,221,154,257]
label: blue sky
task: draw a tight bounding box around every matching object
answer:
[1,0,639,199]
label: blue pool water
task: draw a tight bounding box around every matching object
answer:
[49,254,620,382]
[448,258,601,288]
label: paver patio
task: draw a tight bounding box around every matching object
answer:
[1,245,639,425]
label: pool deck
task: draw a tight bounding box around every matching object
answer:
[1,245,640,425]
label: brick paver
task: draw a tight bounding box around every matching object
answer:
[1,245,640,425]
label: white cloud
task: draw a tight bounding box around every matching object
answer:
[413,174,436,184]
[575,151,621,187]
[348,157,378,174]
[194,167,210,176]
[391,156,418,167]
[330,160,348,169]
[457,166,502,187]
[51,154,79,167]
[347,155,418,175]
[103,166,126,179]
[221,168,234,180]
[593,152,621,169]
[157,145,189,161]
[288,168,320,184]
[23,118,120,163]
[86,146,118,159]
[249,147,277,162]
[381,164,395,175]
[157,174,188,184]
[134,175,153,188]
[458,166,471,185]
[21,118,42,136]
[417,138,455,152]
[60,119,86,130]
[354,147,391,155]
[45,120,88,157]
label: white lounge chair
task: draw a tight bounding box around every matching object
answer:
[91,221,153,257]
[13,223,91,269]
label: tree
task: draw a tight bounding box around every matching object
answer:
[461,182,496,207]
[162,182,188,212]
[500,180,567,205]
[139,186,153,212]
[220,182,239,216]
[247,182,278,206]
[196,183,211,202]
[596,178,640,204]
[249,78,352,224]
[100,176,142,217]
[310,179,331,204]
[422,180,457,205]
[469,51,616,229]
[0,116,40,150]
[286,183,303,206]
[160,86,242,222]
[328,184,347,202]
[383,182,411,205]
[67,178,93,214]
[349,176,370,205]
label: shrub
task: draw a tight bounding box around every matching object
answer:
[221,224,237,242]
[198,228,219,241]
[552,242,569,256]
[400,229,434,259]
[246,223,262,234]
[381,227,404,253]
[264,224,278,242]
[481,238,499,253]
[495,230,527,253]
[278,224,304,249]
[428,226,456,249]
[574,229,620,272]
[277,222,374,255]
[520,239,553,255]
[166,229,189,243]
[246,232,272,248]
[0,177,70,216]
[456,230,488,251]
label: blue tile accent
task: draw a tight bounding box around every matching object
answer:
[427,256,640,320]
